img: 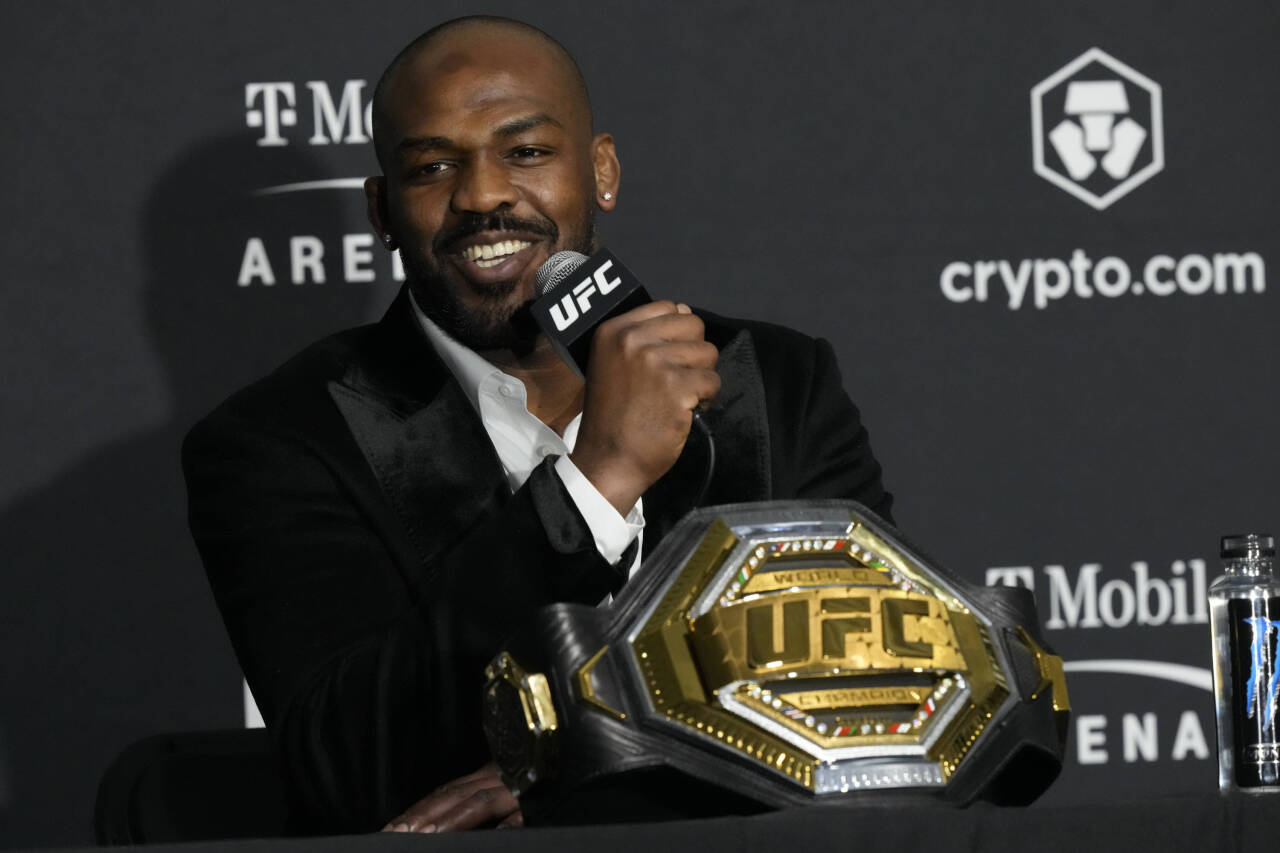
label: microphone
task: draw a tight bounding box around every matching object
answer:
[531,248,650,380]
[531,248,716,506]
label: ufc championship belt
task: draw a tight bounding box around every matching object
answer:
[482,502,1069,822]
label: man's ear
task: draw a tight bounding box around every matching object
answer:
[592,133,620,211]
[364,176,396,249]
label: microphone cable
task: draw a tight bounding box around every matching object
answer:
[689,409,716,508]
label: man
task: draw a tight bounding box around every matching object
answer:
[184,16,892,835]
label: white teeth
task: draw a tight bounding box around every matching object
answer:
[462,239,531,263]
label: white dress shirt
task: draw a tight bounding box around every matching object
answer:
[409,292,644,575]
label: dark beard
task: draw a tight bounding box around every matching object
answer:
[402,210,595,351]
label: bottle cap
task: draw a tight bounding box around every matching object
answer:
[1220,534,1275,559]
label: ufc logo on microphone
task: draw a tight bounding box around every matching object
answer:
[549,260,622,331]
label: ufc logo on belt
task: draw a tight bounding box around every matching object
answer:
[739,589,963,672]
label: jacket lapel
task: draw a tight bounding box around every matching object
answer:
[327,291,508,579]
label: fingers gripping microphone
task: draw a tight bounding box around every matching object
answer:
[532,249,716,506]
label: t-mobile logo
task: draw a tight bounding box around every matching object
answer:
[1031,48,1164,210]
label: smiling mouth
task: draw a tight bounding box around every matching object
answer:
[460,239,534,269]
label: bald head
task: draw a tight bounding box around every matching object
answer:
[371,16,593,172]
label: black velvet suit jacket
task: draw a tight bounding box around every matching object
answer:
[183,289,892,832]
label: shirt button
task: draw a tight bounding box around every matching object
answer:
[538,445,556,457]
[499,384,515,398]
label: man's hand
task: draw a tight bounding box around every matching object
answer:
[380,763,521,833]
[570,301,720,514]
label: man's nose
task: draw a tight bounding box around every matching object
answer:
[450,155,518,214]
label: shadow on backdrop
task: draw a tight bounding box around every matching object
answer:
[0,132,382,847]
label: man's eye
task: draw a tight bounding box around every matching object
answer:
[410,161,452,179]
[511,147,549,160]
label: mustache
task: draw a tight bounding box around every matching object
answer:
[434,212,559,254]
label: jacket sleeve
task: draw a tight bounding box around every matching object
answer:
[766,335,895,523]
[183,408,617,833]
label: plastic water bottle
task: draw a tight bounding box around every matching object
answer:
[1209,534,1280,792]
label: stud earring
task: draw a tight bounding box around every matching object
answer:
[382,233,393,244]
[602,191,613,201]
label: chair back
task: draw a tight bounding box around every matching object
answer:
[94,729,291,844]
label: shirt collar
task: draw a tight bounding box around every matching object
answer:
[408,288,511,415]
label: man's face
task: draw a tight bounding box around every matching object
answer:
[370,32,612,351]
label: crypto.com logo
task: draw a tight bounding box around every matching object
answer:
[1031,48,1164,210]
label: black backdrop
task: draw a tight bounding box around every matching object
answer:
[3,1,1278,846]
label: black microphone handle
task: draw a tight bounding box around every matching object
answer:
[572,300,717,508]
[559,285,652,379]
[532,249,716,506]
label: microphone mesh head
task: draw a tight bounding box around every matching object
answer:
[535,250,588,297]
